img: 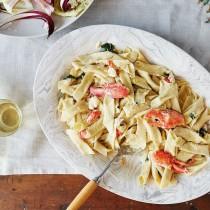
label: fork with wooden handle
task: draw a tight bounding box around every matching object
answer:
[66,152,120,210]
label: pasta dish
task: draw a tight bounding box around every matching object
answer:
[57,43,210,188]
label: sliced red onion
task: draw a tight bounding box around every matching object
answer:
[44,0,54,4]
[0,10,54,37]
[33,0,54,15]
[60,0,71,12]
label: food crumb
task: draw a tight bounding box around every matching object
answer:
[120,157,126,167]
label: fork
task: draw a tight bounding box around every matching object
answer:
[66,147,132,210]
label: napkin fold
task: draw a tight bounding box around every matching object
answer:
[0,102,77,175]
[0,36,77,175]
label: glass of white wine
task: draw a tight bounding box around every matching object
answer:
[0,99,22,137]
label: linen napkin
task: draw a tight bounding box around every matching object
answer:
[0,38,76,175]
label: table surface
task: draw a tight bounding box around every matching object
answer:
[0,175,209,210]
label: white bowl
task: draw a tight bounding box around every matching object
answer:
[0,1,94,38]
[33,25,210,204]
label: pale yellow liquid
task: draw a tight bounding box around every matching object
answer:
[0,100,22,137]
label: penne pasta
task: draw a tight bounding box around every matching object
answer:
[192,108,210,130]
[138,160,151,185]
[102,95,116,149]
[60,100,88,122]
[66,129,95,155]
[187,159,208,175]
[150,81,178,108]
[131,76,151,90]
[119,71,134,99]
[135,61,169,76]
[137,70,159,92]
[176,150,194,162]
[143,120,162,149]
[180,142,209,156]
[160,168,173,189]
[173,127,207,144]
[72,72,94,101]
[184,97,205,124]
[151,163,162,186]
[164,130,177,156]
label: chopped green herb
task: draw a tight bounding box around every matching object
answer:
[198,128,207,137]
[189,112,196,119]
[63,72,85,80]
[100,43,115,52]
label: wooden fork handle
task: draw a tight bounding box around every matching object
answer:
[66,180,97,210]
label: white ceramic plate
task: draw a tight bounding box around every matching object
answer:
[33,25,210,204]
[0,1,93,38]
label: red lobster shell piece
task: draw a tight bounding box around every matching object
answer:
[144,108,185,129]
[153,150,189,174]
[90,83,129,99]
[86,110,101,124]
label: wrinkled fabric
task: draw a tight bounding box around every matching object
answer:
[0,0,210,174]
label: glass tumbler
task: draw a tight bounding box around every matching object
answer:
[0,99,22,137]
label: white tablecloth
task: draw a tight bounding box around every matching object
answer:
[0,0,210,175]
